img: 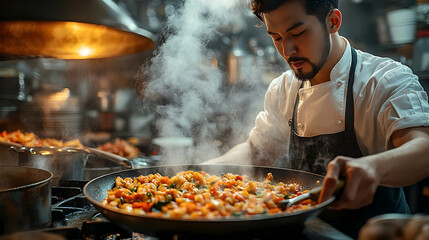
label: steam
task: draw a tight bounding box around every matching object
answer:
[139,0,266,164]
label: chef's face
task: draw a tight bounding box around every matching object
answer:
[264,0,331,81]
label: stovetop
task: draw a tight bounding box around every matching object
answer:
[0,181,353,240]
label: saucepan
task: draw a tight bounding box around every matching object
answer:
[1,141,132,185]
[83,164,335,236]
[0,141,21,166]
[0,166,52,234]
[10,145,90,185]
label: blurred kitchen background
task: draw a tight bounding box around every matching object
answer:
[1,0,427,142]
[0,0,428,212]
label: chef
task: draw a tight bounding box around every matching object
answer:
[203,0,429,238]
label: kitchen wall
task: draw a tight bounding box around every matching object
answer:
[115,0,425,85]
[118,0,418,58]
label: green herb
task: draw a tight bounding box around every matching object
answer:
[151,207,161,213]
[166,194,173,202]
[154,201,169,211]
[232,212,242,216]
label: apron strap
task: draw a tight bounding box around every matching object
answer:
[339,48,362,158]
[344,48,357,134]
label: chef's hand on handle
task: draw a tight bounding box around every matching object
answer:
[318,155,380,210]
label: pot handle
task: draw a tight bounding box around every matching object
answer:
[88,147,134,169]
[9,145,28,153]
[122,159,134,169]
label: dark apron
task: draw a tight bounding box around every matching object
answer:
[288,48,410,239]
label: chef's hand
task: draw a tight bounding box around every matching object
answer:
[318,156,380,210]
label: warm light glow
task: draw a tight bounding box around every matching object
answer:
[49,88,70,102]
[77,46,94,57]
[0,21,154,59]
[39,151,52,156]
[71,23,81,31]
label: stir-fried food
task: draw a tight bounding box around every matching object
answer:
[0,130,83,148]
[102,170,317,219]
[97,138,140,159]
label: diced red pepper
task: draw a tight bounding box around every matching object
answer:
[114,188,128,198]
[219,193,228,200]
[132,201,154,212]
[183,193,195,200]
[210,186,219,197]
[160,176,170,184]
[234,193,245,202]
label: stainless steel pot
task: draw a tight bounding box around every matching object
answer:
[10,146,89,185]
[0,141,21,166]
[2,141,133,184]
[0,166,52,234]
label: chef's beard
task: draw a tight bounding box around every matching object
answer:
[289,27,331,81]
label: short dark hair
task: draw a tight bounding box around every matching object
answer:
[251,0,339,23]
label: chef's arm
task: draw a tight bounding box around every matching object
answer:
[375,126,429,186]
[319,126,429,209]
[200,141,252,165]
[201,140,278,166]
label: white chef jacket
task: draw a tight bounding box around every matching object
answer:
[249,38,429,166]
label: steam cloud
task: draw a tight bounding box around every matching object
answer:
[139,0,267,164]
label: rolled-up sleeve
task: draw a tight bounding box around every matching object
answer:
[377,66,429,149]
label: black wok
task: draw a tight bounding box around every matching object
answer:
[83,164,335,236]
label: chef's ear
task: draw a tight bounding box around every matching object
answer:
[327,9,342,33]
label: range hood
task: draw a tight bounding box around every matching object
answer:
[0,0,155,59]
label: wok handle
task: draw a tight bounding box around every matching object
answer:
[309,179,345,202]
